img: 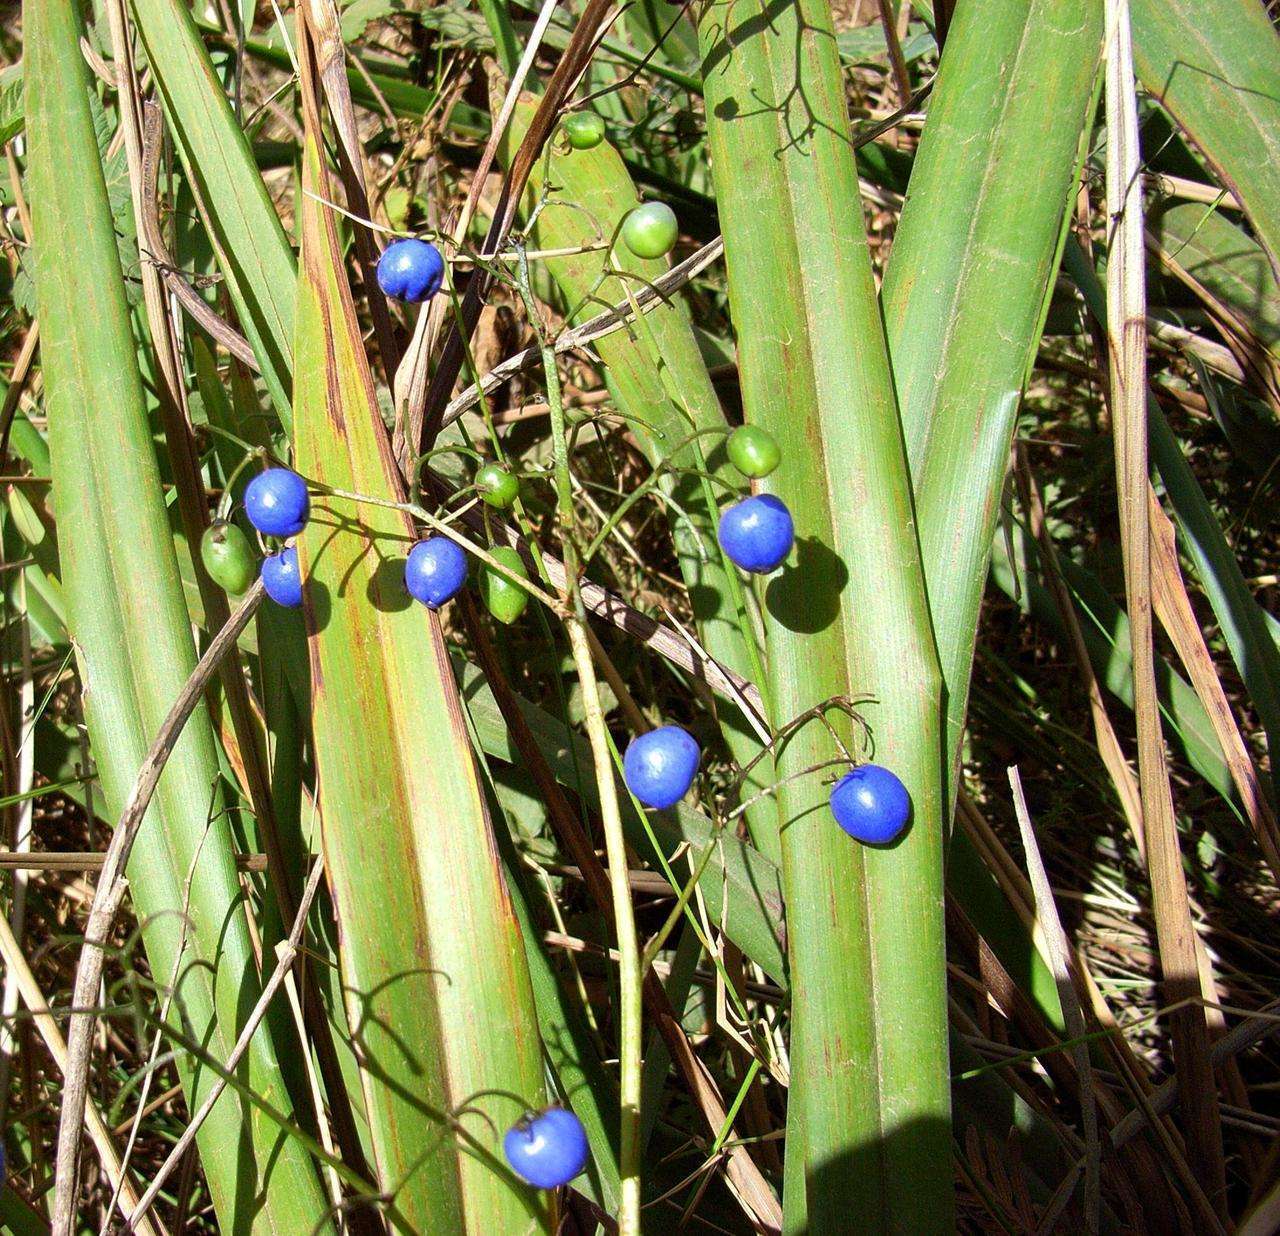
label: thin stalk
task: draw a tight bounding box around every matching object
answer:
[517,247,642,1234]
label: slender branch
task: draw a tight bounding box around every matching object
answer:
[139,104,259,369]
[516,244,642,1234]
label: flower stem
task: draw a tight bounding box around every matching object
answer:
[517,246,642,1233]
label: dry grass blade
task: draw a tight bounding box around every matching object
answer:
[1147,487,1280,882]
[1007,766,1100,1232]
[0,913,157,1234]
[1013,442,1145,856]
[1104,0,1225,1208]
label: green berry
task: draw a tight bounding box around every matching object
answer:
[621,202,678,260]
[563,111,606,150]
[726,425,781,478]
[481,546,530,625]
[475,462,520,509]
[201,521,256,595]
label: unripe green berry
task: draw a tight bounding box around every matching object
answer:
[621,202,678,260]
[726,425,782,478]
[475,462,520,509]
[563,111,606,150]
[481,546,530,624]
[201,521,257,595]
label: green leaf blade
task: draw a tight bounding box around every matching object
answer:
[1131,0,1280,278]
[292,111,548,1230]
[699,0,951,1227]
[24,0,328,1226]
[883,0,1104,777]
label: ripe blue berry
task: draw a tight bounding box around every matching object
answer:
[503,1107,588,1189]
[623,725,700,809]
[404,537,468,609]
[717,494,794,573]
[830,764,911,844]
[377,238,445,303]
[244,468,310,537]
[261,546,303,608]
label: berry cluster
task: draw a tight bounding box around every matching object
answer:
[198,213,912,1198]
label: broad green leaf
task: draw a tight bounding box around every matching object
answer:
[1131,0,1280,278]
[24,0,328,1226]
[292,81,547,1229]
[130,0,297,422]
[836,23,934,66]
[883,0,1103,784]
[340,0,404,42]
[699,0,950,1226]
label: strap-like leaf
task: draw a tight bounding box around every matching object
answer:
[25,0,328,1226]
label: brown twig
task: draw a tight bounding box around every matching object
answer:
[0,850,268,871]
[138,105,258,369]
[874,0,912,106]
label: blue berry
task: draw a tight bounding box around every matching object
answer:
[717,494,794,573]
[405,537,468,609]
[377,238,445,303]
[623,725,700,809]
[261,546,303,608]
[244,468,310,537]
[503,1107,588,1189]
[830,764,911,844]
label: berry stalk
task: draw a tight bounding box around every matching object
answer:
[517,247,643,1235]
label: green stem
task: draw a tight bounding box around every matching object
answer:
[517,247,643,1235]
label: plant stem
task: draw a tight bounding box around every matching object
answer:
[518,248,642,1234]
